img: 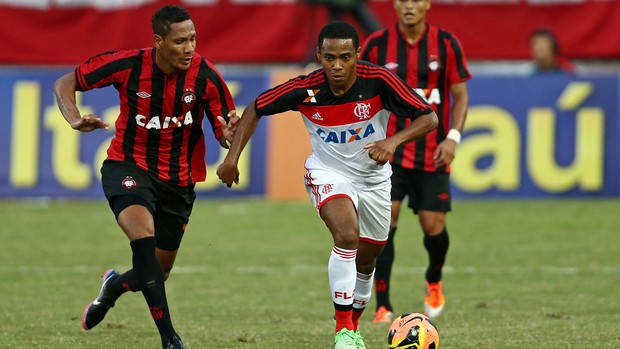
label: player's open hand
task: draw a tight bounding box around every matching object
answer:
[71,114,109,132]
[433,138,457,168]
[364,139,396,166]
[216,160,240,188]
[217,110,240,149]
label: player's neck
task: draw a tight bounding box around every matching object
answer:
[328,77,356,96]
[398,21,426,45]
[154,49,180,76]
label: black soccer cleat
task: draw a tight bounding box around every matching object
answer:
[163,335,187,349]
[81,269,120,330]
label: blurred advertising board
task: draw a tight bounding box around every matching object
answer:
[454,75,619,198]
[0,67,618,199]
[0,67,270,199]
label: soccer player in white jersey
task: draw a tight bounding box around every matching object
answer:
[217,21,438,349]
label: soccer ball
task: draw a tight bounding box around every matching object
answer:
[387,312,439,349]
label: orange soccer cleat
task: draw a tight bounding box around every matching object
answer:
[424,281,445,319]
[372,305,394,323]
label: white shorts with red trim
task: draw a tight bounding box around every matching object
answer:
[304,168,391,244]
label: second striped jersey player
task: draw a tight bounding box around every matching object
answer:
[361,0,472,323]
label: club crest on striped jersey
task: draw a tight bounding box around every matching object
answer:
[182,89,196,105]
[304,89,320,103]
[354,102,371,120]
[121,176,137,190]
[428,55,441,72]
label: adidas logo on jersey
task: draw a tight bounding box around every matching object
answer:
[311,112,324,121]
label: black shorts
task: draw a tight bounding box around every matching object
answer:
[100,160,196,251]
[390,165,451,213]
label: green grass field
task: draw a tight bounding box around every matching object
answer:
[0,198,619,348]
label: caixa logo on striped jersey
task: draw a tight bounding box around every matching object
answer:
[316,124,376,143]
[135,111,193,130]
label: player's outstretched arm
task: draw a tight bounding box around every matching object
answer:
[53,72,109,132]
[217,100,261,188]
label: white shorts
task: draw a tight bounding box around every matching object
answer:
[304,168,391,244]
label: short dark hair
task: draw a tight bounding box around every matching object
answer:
[318,21,359,50]
[152,5,192,38]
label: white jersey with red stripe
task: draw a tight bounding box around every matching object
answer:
[255,61,432,184]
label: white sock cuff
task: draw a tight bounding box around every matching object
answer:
[356,271,374,281]
[331,246,357,261]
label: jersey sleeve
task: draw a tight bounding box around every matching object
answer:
[445,34,472,84]
[74,50,135,92]
[202,59,236,140]
[254,75,310,116]
[378,67,433,119]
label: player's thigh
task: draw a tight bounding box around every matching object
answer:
[305,169,359,245]
[153,182,196,252]
[357,180,391,245]
[305,168,359,212]
[101,160,157,238]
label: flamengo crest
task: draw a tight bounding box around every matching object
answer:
[354,102,371,120]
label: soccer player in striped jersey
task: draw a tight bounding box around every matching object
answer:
[361,0,472,322]
[53,5,237,349]
[217,21,437,349]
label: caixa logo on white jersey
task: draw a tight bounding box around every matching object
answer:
[316,124,376,143]
[135,111,193,129]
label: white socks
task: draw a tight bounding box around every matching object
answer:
[353,271,374,310]
[328,246,357,306]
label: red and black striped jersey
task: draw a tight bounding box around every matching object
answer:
[361,23,472,173]
[255,61,432,184]
[74,47,235,186]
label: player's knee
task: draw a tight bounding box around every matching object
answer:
[333,230,359,249]
[420,220,444,235]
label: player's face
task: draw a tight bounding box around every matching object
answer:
[154,19,196,75]
[394,0,430,27]
[317,38,360,95]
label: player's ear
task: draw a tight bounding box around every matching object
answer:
[153,34,163,49]
[316,47,321,62]
[356,47,361,59]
